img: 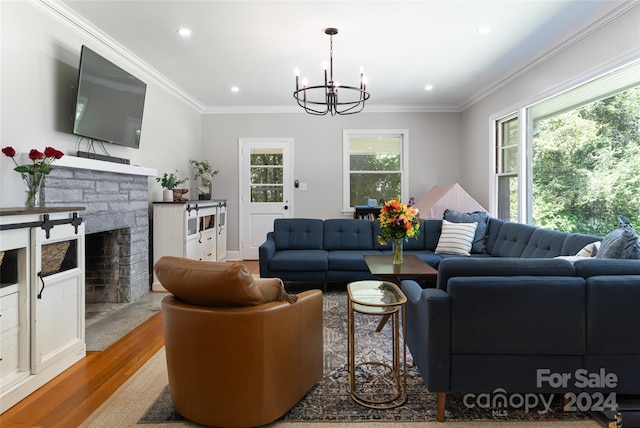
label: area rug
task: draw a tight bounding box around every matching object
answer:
[138,290,597,425]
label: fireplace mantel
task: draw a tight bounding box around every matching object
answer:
[18,154,157,177]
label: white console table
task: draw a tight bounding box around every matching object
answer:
[0,207,86,413]
[152,200,227,291]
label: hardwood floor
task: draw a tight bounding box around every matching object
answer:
[0,260,260,428]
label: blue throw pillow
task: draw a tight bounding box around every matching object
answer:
[443,209,489,254]
[596,215,640,259]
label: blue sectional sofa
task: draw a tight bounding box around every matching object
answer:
[401,257,640,421]
[260,216,640,422]
[258,216,604,282]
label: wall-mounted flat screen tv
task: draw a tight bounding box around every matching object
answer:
[73,45,147,149]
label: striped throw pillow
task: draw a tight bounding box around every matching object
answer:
[435,220,478,256]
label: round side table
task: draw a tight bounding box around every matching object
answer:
[347,280,407,409]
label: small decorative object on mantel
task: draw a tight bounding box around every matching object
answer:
[377,197,421,264]
[156,170,188,202]
[2,146,64,208]
[190,159,219,200]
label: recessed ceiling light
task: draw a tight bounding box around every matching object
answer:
[424,85,433,91]
[477,26,491,35]
[231,86,239,92]
[177,28,192,37]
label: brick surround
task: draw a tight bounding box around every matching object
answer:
[42,167,150,303]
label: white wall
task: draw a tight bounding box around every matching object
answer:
[0,1,202,207]
[460,4,640,213]
[202,112,462,252]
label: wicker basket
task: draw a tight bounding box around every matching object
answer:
[41,241,70,276]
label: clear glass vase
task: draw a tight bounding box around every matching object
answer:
[392,238,404,264]
[22,172,44,208]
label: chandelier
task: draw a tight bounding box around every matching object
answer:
[293,28,370,116]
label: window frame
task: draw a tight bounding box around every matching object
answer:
[342,129,409,213]
[491,59,640,226]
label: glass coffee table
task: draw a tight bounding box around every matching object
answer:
[347,280,407,409]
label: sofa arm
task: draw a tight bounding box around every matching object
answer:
[401,280,450,392]
[259,232,276,277]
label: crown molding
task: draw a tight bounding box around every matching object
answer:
[459,0,640,111]
[202,104,461,115]
[31,0,205,113]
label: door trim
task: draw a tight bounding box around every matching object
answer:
[238,137,294,261]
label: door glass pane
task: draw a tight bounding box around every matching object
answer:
[251,185,283,202]
[250,148,283,202]
[497,174,518,222]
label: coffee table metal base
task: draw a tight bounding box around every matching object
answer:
[347,280,407,409]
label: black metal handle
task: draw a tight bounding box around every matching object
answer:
[37,272,45,299]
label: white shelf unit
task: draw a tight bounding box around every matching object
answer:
[0,209,85,413]
[152,200,227,291]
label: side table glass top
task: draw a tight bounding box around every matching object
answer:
[347,280,407,314]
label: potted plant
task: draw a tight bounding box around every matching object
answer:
[156,170,189,201]
[190,160,219,200]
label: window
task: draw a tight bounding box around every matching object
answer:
[494,60,640,235]
[343,129,409,211]
[495,115,519,222]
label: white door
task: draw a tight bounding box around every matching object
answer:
[239,138,293,260]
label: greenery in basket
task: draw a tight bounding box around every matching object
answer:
[156,170,188,190]
[190,160,219,194]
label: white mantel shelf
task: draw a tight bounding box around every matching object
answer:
[18,154,157,177]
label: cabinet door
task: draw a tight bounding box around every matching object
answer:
[0,228,30,392]
[31,223,85,373]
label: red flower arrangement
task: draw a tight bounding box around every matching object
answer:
[2,146,64,207]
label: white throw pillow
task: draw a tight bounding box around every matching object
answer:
[576,241,601,257]
[435,220,478,256]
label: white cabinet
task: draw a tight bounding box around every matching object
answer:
[0,208,85,413]
[153,200,227,291]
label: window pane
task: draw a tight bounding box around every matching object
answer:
[251,151,283,166]
[250,185,283,202]
[501,119,518,148]
[250,167,282,185]
[530,86,640,235]
[497,175,518,222]
[349,136,402,171]
[501,146,518,173]
[350,173,401,207]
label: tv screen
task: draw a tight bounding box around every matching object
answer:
[73,45,147,149]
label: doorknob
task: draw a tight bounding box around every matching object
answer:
[284,205,289,210]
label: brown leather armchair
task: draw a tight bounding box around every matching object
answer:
[155,256,323,427]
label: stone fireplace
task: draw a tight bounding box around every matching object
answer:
[41,158,156,303]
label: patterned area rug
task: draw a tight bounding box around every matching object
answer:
[139,289,593,424]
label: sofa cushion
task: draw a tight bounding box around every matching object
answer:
[449,276,586,355]
[274,218,324,250]
[489,222,536,257]
[597,215,640,259]
[328,250,381,271]
[574,258,640,278]
[436,257,577,291]
[575,241,600,257]
[520,228,567,258]
[443,209,490,254]
[422,220,443,251]
[324,219,373,250]
[269,250,328,271]
[435,220,477,256]
[586,275,640,354]
[154,256,264,307]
